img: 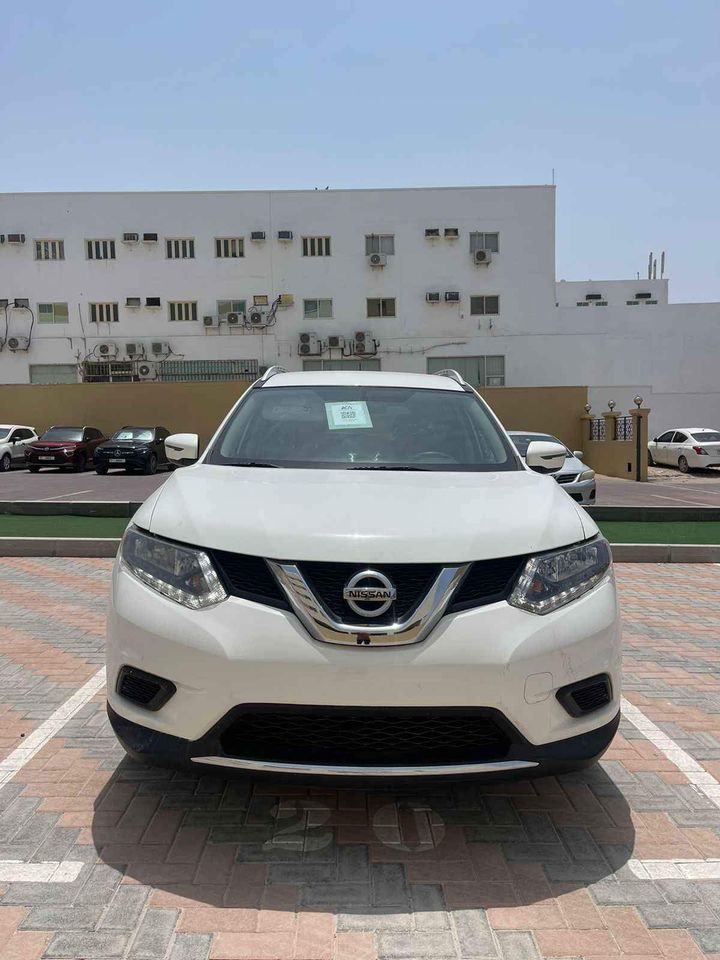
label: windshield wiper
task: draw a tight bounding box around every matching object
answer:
[348,464,429,471]
[225,460,280,468]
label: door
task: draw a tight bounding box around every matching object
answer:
[668,431,688,466]
[653,430,675,464]
[8,429,31,462]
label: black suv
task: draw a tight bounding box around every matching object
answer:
[94,426,172,475]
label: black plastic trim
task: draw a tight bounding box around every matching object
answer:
[116,665,176,712]
[556,673,613,718]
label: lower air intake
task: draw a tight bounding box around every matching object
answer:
[556,674,612,718]
[117,666,176,712]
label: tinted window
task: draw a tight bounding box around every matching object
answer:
[208,386,520,472]
[656,431,675,443]
[19,429,34,439]
[692,431,720,443]
[672,432,688,443]
[41,427,83,442]
[113,427,155,441]
[0,430,10,441]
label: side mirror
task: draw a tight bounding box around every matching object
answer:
[652,437,658,443]
[526,440,567,474]
[572,450,583,459]
[165,433,199,466]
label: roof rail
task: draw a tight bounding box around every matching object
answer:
[433,368,474,392]
[256,365,287,385]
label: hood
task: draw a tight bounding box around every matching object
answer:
[136,465,597,564]
[99,439,150,450]
[31,440,81,449]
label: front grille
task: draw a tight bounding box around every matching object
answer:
[219,706,512,766]
[448,555,526,613]
[555,474,578,484]
[299,561,440,624]
[556,674,612,717]
[210,550,289,609]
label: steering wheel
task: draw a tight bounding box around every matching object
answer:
[411,450,457,463]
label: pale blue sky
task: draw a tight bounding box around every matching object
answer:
[2,1,719,301]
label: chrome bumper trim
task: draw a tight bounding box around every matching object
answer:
[190,755,538,777]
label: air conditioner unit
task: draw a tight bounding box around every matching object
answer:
[368,252,387,267]
[445,291,460,303]
[7,336,29,351]
[151,341,170,355]
[277,230,293,241]
[298,332,321,356]
[137,361,156,380]
[142,232,158,242]
[13,298,29,308]
[203,315,220,328]
[425,228,440,238]
[327,335,345,349]
[145,297,161,308]
[426,292,441,303]
[474,249,492,265]
[253,295,269,306]
[354,331,376,354]
[7,234,25,244]
[97,342,118,358]
[125,342,145,359]
[250,231,266,241]
[444,227,459,238]
[125,297,141,308]
[248,309,266,326]
[279,293,294,306]
[227,312,244,326]
[122,233,139,243]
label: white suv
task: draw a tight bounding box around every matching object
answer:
[107,369,620,780]
[0,424,39,471]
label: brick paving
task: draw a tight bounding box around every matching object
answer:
[0,559,717,958]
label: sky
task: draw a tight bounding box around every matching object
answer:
[1,0,719,302]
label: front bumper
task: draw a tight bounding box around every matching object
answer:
[96,450,150,468]
[556,477,596,504]
[26,449,77,466]
[107,561,621,777]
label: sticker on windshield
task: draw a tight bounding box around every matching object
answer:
[325,401,373,430]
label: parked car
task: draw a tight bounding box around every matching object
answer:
[0,425,39,472]
[95,426,173,475]
[508,431,596,504]
[648,427,720,473]
[26,426,106,472]
[107,368,620,782]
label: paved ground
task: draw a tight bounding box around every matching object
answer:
[3,466,720,507]
[0,560,719,958]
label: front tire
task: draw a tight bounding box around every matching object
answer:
[678,455,690,474]
[72,454,86,473]
[28,465,40,473]
[0,453,11,472]
[95,465,108,475]
[144,454,158,475]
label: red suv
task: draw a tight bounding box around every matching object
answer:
[26,426,106,472]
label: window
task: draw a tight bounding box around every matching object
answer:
[169,301,198,322]
[427,355,506,388]
[470,295,500,315]
[89,302,119,323]
[217,299,246,318]
[303,359,381,371]
[29,364,78,384]
[86,239,116,260]
[35,239,64,261]
[656,431,675,443]
[303,298,333,320]
[469,232,499,254]
[38,302,69,324]
[365,234,395,256]
[166,238,195,259]
[671,432,687,444]
[367,297,396,318]
[302,236,332,257]
[215,237,244,258]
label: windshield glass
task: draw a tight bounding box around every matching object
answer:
[113,428,154,441]
[208,386,520,471]
[692,431,720,443]
[510,433,567,457]
[40,427,83,442]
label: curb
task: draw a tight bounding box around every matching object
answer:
[588,505,720,522]
[0,501,142,518]
[610,543,720,563]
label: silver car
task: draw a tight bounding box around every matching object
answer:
[508,431,596,505]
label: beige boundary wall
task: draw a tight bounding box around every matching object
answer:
[0,381,589,453]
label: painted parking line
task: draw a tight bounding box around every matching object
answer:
[628,859,720,880]
[33,489,94,502]
[0,860,85,882]
[0,667,106,785]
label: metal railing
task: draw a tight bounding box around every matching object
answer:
[614,416,633,441]
[589,418,605,441]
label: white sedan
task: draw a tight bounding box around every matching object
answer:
[0,424,39,472]
[648,427,720,472]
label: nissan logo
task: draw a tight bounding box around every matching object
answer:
[343,570,397,618]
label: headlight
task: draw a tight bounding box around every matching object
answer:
[120,526,227,609]
[508,537,612,615]
[578,469,595,482]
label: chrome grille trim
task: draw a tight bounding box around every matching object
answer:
[191,755,538,776]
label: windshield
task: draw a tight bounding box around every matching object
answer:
[40,427,83,442]
[207,386,520,471]
[113,428,154,441]
[692,431,720,443]
[510,433,568,458]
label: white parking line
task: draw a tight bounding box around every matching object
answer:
[621,696,720,805]
[0,860,85,882]
[0,668,106,785]
[33,490,93,502]
[628,859,720,880]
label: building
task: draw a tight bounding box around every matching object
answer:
[0,186,718,432]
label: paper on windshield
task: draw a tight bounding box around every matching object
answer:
[325,401,373,430]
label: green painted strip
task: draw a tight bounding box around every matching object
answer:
[597,520,720,544]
